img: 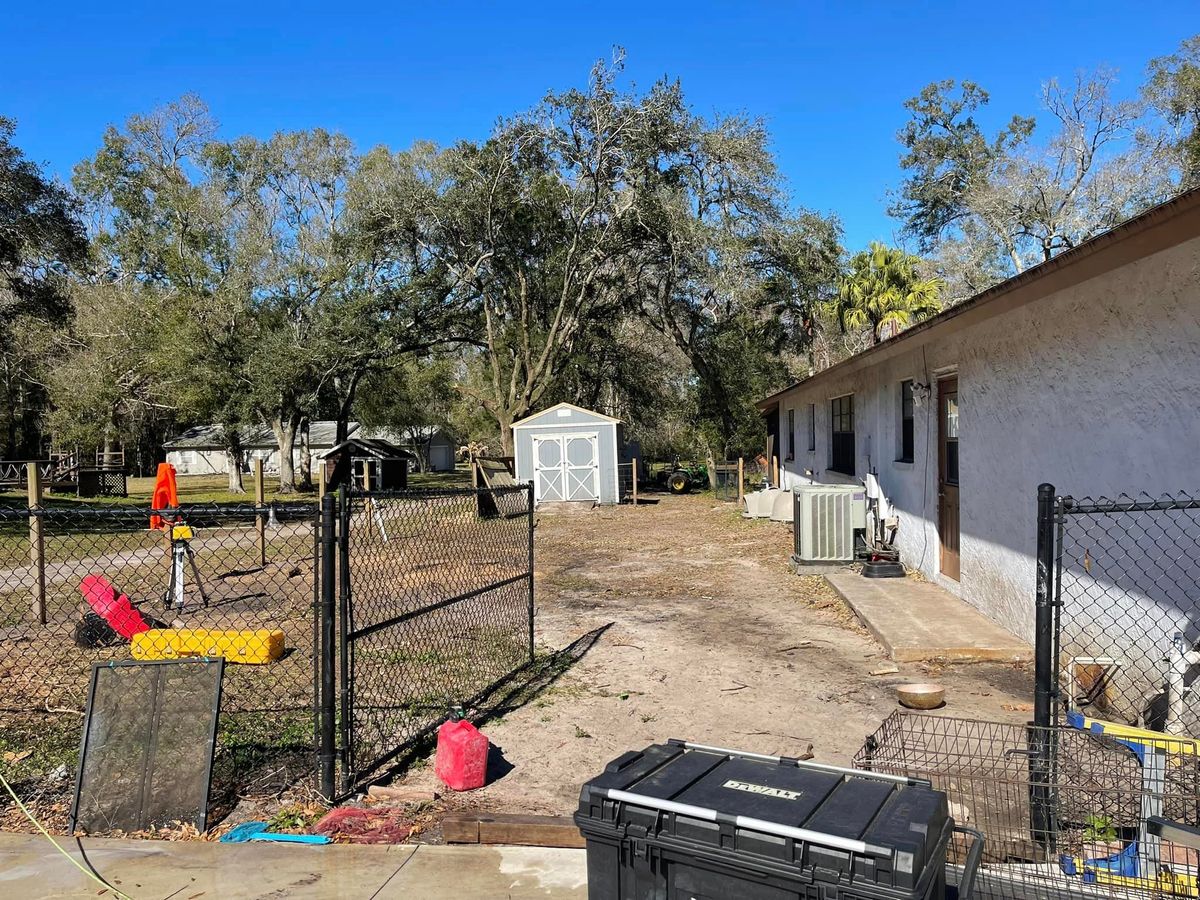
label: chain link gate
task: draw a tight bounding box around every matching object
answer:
[318,483,535,797]
[1035,484,1200,733]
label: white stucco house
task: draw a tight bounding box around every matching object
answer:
[759,189,1200,645]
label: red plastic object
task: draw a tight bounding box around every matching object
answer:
[80,574,151,640]
[149,462,179,531]
[434,719,489,791]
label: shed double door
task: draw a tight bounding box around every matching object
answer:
[533,434,599,503]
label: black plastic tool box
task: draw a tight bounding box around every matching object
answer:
[575,739,982,900]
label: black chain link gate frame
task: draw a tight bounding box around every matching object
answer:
[1033,483,1200,849]
[318,483,536,797]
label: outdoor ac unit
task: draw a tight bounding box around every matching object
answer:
[792,484,867,564]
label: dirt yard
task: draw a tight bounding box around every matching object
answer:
[397,493,1035,819]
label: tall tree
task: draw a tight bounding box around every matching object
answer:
[625,96,842,468]
[409,56,653,453]
[1145,34,1200,189]
[834,242,942,346]
[0,117,87,457]
[71,96,257,491]
[892,72,1177,284]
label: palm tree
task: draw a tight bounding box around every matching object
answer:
[835,242,942,345]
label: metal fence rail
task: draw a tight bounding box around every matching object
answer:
[336,484,534,792]
[857,712,1200,900]
[1035,485,1200,733]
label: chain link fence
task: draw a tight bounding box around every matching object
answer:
[0,500,319,827]
[1039,490,1200,732]
[337,485,534,791]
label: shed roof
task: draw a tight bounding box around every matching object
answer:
[511,402,621,429]
[317,437,415,461]
[758,186,1200,410]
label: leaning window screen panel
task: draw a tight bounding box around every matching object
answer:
[786,409,795,460]
[898,380,914,463]
[829,395,855,475]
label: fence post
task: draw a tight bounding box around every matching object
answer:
[737,457,744,505]
[772,456,779,487]
[1030,482,1058,850]
[337,485,352,795]
[527,481,535,664]
[631,463,638,506]
[1034,483,1057,730]
[255,458,266,568]
[27,462,45,624]
[318,492,337,801]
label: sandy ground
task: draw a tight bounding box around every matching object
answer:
[396,493,1034,818]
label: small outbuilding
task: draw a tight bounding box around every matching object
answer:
[513,402,621,505]
[318,437,414,491]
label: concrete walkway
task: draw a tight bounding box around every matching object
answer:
[0,833,588,899]
[826,573,1031,663]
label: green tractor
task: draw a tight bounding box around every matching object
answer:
[656,460,709,495]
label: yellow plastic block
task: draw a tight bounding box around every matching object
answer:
[131,628,284,664]
[1069,712,1200,756]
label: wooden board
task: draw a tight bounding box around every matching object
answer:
[442,812,586,849]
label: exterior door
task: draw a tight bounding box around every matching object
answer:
[532,434,600,503]
[563,435,599,501]
[533,437,565,502]
[938,377,960,581]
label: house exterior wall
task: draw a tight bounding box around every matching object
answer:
[514,408,619,505]
[774,234,1200,661]
[166,449,230,476]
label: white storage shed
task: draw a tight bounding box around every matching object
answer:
[513,403,621,505]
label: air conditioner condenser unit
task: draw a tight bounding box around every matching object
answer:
[792,484,867,564]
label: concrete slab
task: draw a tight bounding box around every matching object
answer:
[825,573,1032,663]
[0,832,587,899]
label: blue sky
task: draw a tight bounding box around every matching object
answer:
[3,2,1193,249]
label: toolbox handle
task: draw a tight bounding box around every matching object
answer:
[952,825,985,900]
[672,740,923,786]
[605,788,892,857]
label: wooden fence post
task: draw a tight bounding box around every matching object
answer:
[737,457,744,505]
[27,463,45,624]
[773,455,779,487]
[317,457,326,499]
[631,464,638,506]
[255,458,267,568]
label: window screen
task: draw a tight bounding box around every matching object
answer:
[787,409,796,460]
[807,404,816,451]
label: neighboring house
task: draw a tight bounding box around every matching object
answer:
[513,402,623,505]
[165,421,345,476]
[165,421,457,476]
[759,189,1200,649]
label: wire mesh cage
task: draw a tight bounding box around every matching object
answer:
[856,713,1200,900]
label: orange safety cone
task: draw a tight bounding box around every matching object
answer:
[149,462,179,531]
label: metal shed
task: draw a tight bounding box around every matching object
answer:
[513,402,620,505]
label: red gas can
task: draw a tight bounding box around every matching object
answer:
[434,717,489,791]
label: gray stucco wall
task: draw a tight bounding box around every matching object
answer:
[514,408,619,504]
[775,234,1200,712]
